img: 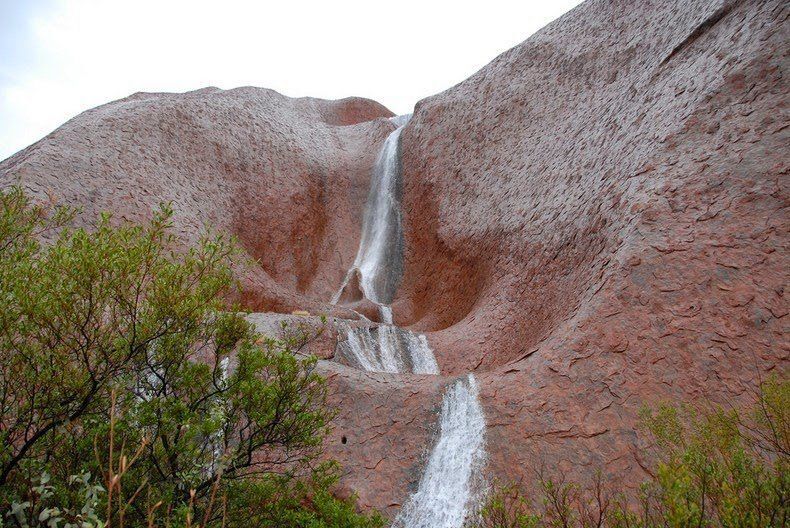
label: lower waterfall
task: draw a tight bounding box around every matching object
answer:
[393,374,487,528]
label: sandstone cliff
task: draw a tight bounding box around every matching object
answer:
[1,0,787,518]
[330,0,788,512]
[0,87,394,315]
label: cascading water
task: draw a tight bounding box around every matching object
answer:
[333,115,410,307]
[379,305,394,325]
[393,374,487,528]
[335,322,439,375]
[332,114,440,376]
[332,114,488,525]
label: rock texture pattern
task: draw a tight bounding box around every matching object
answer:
[1,0,788,519]
[0,88,394,315]
[390,0,789,506]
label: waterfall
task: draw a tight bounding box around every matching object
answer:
[336,322,439,375]
[334,115,411,306]
[379,305,393,324]
[355,123,404,304]
[331,114,488,524]
[332,114,439,376]
[393,374,487,528]
[389,113,412,128]
[405,332,440,375]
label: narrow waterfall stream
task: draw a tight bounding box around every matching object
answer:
[333,115,487,526]
[333,114,437,374]
[333,114,409,309]
[393,375,487,528]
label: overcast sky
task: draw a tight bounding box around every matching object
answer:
[0,0,582,160]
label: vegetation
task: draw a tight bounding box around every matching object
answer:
[468,376,788,528]
[0,187,383,527]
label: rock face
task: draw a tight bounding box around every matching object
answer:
[0,87,394,315]
[391,0,788,505]
[330,0,788,514]
[1,0,788,519]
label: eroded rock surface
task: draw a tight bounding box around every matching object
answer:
[1,0,787,519]
[390,0,789,503]
[0,88,395,314]
[318,0,789,514]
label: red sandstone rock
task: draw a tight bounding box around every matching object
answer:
[391,0,788,507]
[1,0,787,519]
[0,88,395,315]
[321,0,789,515]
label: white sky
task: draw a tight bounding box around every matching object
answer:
[0,0,582,161]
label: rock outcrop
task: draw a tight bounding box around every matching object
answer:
[328,0,788,513]
[1,0,787,519]
[389,0,788,507]
[0,87,394,315]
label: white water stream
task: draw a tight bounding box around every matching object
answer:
[336,322,439,375]
[333,114,441,376]
[393,374,487,528]
[333,115,410,306]
[332,115,487,526]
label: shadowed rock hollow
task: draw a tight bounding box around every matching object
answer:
[0,87,395,315]
[1,0,787,520]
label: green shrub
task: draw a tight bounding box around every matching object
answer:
[469,377,788,528]
[0,187,381,527]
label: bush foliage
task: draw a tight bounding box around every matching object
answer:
[468,376,788,528]
[0,187,382,527]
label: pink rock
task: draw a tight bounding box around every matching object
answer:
[0,87,394,316]
[1,0,787,518]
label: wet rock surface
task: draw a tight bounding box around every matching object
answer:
[392,0,789,506]
[246,312,336,359]
[0,87,395,315]
[1,0,788,519]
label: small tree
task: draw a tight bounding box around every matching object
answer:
[0,187,242,489]
[0,187,382,527]
[636,376,788,527]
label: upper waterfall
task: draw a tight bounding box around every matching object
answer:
[334,114,411,306]
[331,114,440,375]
